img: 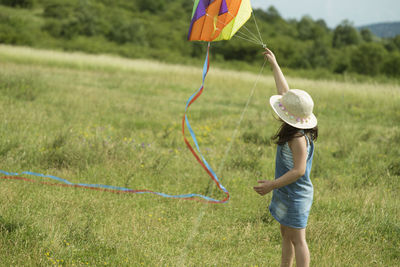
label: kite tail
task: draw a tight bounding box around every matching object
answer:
[182,42,230,204]
[0,169,225,203]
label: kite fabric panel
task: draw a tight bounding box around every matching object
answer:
[188,0,252,42]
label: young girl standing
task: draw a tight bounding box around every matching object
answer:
[253,48,318,267]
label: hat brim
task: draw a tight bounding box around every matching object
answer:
[269,95,317,129]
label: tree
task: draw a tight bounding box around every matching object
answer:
[333,20,360,48]
[107,18,147,45]
[350,43,386,75]
[308,39,332,69]
[43,0,76,18]
[382,52,400,77]
[0,0,34,8]
[315,19,329,31]
[297,16,330,42]
[137,0,165,13]
[297,16,314,40]
[256,6,281,23]
[389,35,400,51]
[360,28,373,42]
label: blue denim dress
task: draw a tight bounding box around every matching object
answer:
[269,134,314,229]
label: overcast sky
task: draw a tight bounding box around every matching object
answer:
[251,0,400,28]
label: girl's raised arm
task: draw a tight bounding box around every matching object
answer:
[263,48,289,95]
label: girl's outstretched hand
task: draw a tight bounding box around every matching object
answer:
[263,48,277,66]
[253,180,275,196]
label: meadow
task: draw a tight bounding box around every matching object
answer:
[0,44,399,266]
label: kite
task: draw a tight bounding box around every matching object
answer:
[188,0,252,42]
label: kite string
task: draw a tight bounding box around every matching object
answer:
[226,11,264,45]
[205,13,262,45]
[204,58,267,196]
[218,59,267,172]
[233,34,263,46]
[251,10,265,46]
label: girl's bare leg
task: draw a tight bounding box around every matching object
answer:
[280,224,310,267]
[280,224,294,267]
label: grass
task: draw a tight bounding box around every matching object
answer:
[0,44,399,266]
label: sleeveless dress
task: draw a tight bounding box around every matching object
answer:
[269,133,314,229]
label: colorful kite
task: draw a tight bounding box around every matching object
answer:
[188,0,252,42]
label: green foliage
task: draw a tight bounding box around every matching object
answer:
[360,28,373,42]
[333,20,361,48]
[382,52,400,77]
[217,41,259,62]
[393,35,400,50]
[307,39,333,69]
[384,35,400,52]
[0,0,34,8]
[350,43,386,75]
[297,16,315,41]
[137,0,165,13]
[107,18,147,45]
[42,0,76,18]
[255,6,282,23]
[42,0,109,39]
[0,13,33,45]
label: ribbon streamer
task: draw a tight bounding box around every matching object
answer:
[182,42,230,204]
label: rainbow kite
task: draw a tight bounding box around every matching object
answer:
[188,0,252,41]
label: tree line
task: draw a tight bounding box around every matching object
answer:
[1,0,400,78]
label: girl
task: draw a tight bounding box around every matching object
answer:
[253,48,318,267]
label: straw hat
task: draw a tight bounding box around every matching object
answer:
[269,89,317,129]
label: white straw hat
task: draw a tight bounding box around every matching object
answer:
[269,89,317,129]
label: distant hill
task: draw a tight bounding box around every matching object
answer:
[358,22,400,38]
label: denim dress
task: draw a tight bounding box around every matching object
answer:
[269,134,314,229]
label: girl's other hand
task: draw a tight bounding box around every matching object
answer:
[253,180,275,196]
[263,48,277,66]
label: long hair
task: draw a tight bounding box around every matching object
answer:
[272,121,318,146]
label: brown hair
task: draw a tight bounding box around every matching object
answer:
[272,121,318,146]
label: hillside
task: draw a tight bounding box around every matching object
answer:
[359,22,400,38]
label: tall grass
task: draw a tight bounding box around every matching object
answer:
[0,45,399,266]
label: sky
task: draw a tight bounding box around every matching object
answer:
[251,0,400,28]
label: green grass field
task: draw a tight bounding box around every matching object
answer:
[0,44,399,266]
